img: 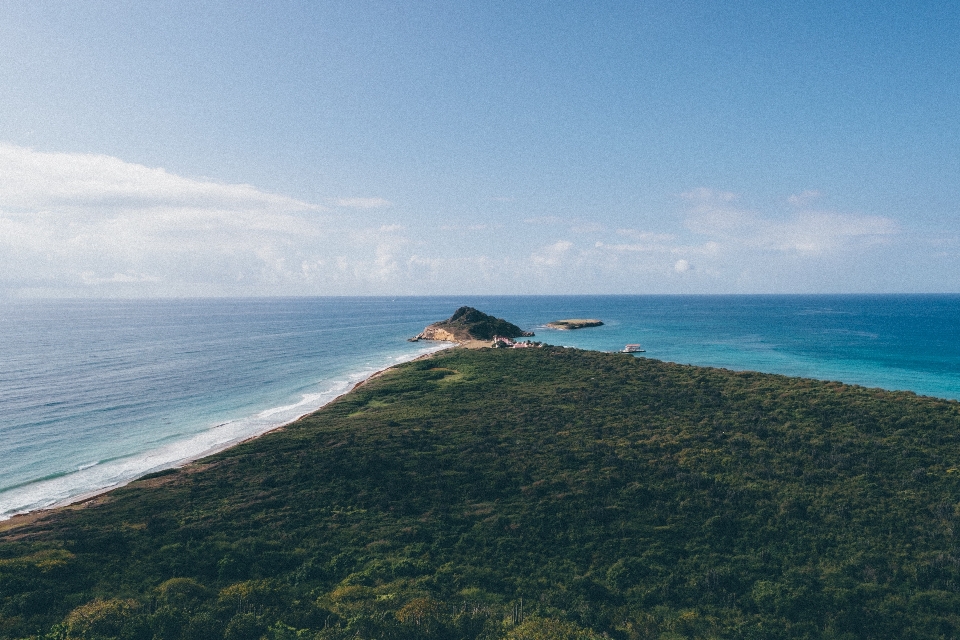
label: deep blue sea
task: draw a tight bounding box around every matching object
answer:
[3,295,960,520]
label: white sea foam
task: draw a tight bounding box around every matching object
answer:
[0,342,448,521]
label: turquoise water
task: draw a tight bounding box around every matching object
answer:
[2,295,959,519]
[508,295,960,400]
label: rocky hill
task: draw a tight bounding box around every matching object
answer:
[410,306,534,342]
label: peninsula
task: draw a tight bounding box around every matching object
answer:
[409,306,534,343]
[4,348,960,638]
[545,318,603,330]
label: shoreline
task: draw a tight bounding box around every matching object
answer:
[0,342,453,528]
[5,340,960,635]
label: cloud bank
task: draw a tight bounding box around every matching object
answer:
[0,144,311,212]
[0,144,916,296]
[681,188,897,255]
[507,188,903,293]
[0,145,321,296]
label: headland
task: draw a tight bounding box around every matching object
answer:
[3,345,960,638]
[409,306,535,345]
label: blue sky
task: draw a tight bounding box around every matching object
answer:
[1,1,958,296]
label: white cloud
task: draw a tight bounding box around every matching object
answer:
[0,145,920,297]
[531,240,574,267]
[0,144,334,295]
[539,188,907,293]
[681,187,738,204]
[333,197,392,209]
[682,188,897,255]
[570,223,605,234]
[80,271,163,285]
[616,229,676,242]
[0,144,426,296]
[523,215,563,224]
[771,212,896,253]
[594,242,658,253]
[439,223,500,231]
[592,229,678,256]
[0,145,549,296]
[673,241,721,256]
[0,143,314,212]
[787,190,822,207]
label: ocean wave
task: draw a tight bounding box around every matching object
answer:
[0,342,448,521]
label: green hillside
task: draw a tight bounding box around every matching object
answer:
[4,348,960,639]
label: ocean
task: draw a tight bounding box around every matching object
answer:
[2,294,959,520]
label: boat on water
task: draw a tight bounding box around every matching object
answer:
[621,344,645,353]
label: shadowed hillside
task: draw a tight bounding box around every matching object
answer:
[410,307,534,342]
[3,347,960,639]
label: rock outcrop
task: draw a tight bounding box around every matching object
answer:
[545,318,604,330]
[410,307,534,342]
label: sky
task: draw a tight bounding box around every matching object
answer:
[1,1,959,297]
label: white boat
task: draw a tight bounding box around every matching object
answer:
[621,344,645,353]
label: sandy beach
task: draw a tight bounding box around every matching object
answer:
[0,341,457,530]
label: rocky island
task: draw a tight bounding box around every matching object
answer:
[545,318,604,330]
[409,306,534,343]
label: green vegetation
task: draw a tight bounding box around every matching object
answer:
[4,347,960,638]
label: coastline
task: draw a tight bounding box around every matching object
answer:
[6,346,960,636]
[7,295,960,528]
[0,341,453,526]
[9,293,960,528]
[0,339,478,533]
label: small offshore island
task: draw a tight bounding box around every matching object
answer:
[545,318,604,330]
[409,306,535,345]
[3,313,960,638]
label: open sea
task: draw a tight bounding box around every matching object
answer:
[3,294,960,520]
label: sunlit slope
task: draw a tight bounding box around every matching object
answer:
[3,347,960,639]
